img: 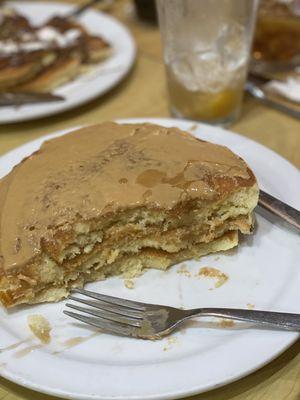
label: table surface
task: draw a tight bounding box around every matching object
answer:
[0,1,300,399]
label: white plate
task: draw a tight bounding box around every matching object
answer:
[0,2,136,124]
[0,118,299,400]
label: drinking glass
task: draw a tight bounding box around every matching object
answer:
[157,0,259,126]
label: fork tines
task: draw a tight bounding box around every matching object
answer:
[64,288,147,337]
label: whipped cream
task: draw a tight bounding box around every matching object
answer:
[36,26,81,47]
[0,25,82,56]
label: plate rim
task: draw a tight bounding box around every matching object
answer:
[0,118,299,400]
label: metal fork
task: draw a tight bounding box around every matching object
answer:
[64,289,300,339]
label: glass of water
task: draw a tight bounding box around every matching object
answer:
[157,0,259,126]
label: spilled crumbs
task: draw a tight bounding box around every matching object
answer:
[177,263,192,277]
[219,319,235,328]
[124,279,135,289]
[196,267,228,288]
[163,336,178,351]
[27,314,51,344]
[7,320,99,359]
[177,264,229,289]
[11,314,53,358]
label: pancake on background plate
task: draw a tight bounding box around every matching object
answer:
[0,8,111,92]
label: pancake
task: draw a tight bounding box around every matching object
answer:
[15,52,82,92]
[0,122,259,307]
[85,36,112,63]
[0,51,57,90]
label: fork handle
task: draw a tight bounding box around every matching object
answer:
[187,308,300,331]
[67,0,103,18]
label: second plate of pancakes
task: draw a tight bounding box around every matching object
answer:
[0,1,136,124]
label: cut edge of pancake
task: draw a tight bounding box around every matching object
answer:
[0,184,258,307]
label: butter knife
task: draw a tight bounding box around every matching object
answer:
[258,190,300,232]
[0,92,65,106]
[245,79,300,120]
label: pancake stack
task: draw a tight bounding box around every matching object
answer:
[0,122,259,307]
[0,8,111,92]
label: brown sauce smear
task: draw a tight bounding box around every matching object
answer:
[52,332,98,355]
[0,339,29,353]
[14,344,43,358]
[0,122,255,271]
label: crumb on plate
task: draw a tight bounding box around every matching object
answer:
[177,263,191,277]
[124,279,135,289]
[27,314,51,344]
[163,336,178,351]
[196,266,228,288]
[219,319,235,328]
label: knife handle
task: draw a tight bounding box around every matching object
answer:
[258,190,300,232]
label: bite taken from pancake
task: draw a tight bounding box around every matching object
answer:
[0,122,259,307]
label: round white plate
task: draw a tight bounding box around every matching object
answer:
[0,118,299,400]
[0,2,136,124]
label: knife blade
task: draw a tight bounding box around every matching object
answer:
[0,92,65,106]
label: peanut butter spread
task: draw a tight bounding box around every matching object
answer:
[0,122,255,272]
